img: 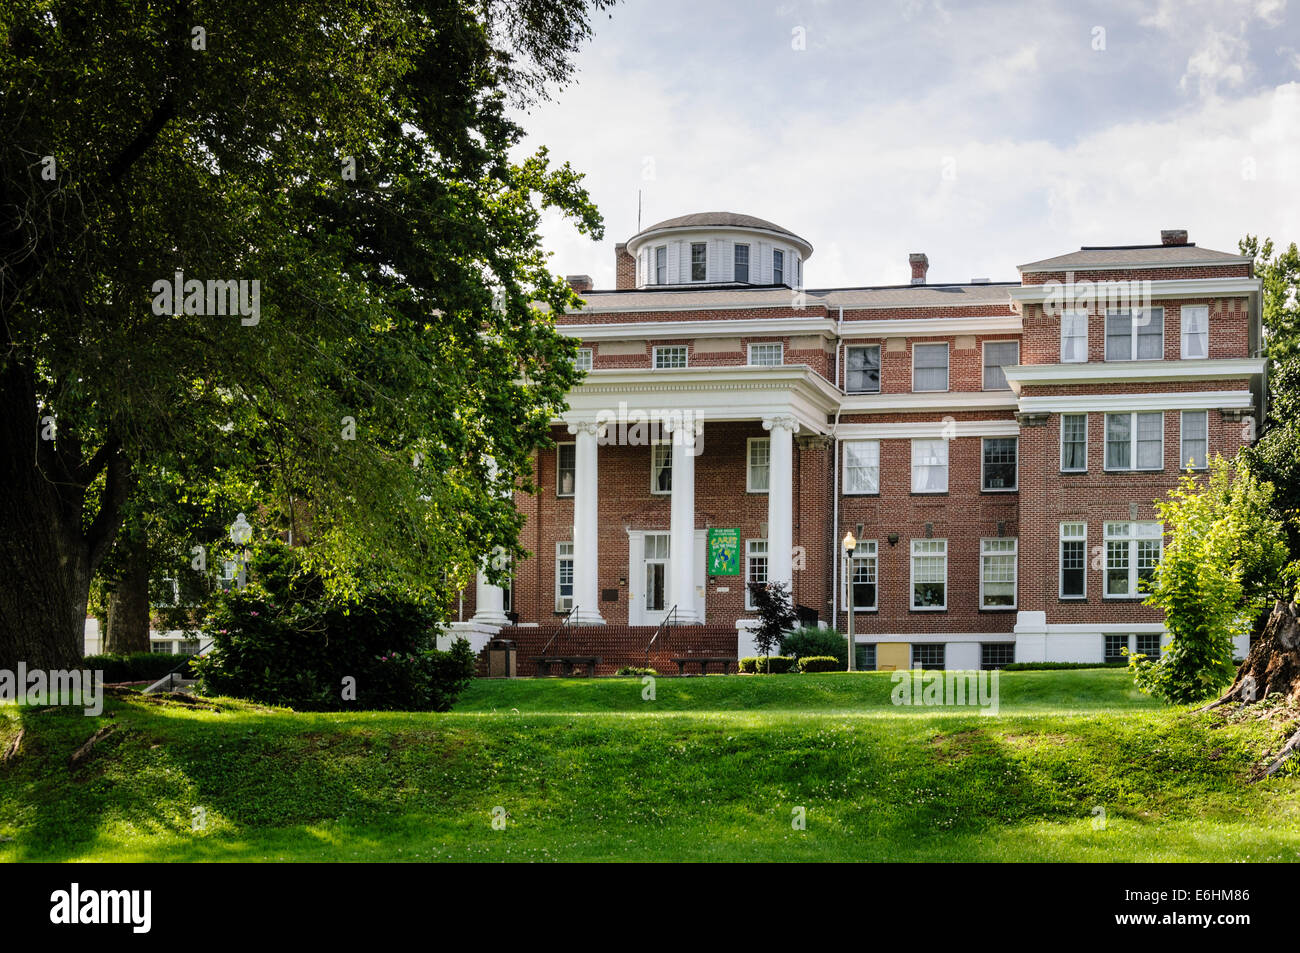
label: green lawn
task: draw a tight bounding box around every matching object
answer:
[1,669,1297,862]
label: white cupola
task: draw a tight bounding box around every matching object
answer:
[624,212,813,290]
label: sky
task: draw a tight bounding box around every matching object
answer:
[513,0,1300,289]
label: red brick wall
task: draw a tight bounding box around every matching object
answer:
[482,624,740,677]
[1021,298,1251,364]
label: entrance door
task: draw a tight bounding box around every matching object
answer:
[629,530,708,626]
[643,533,670,624]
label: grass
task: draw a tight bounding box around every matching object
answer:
[1,669,1297,862]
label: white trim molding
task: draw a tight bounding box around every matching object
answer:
[1008,276,1259,305]
[1003,357,1265,393]
[836,419,1019,440]
[840,390,1018,414]
[838,315,1022,337]
[1017,389,1255,414]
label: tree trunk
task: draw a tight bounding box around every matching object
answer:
[104,536,152,655]
[1211,600,1300,706]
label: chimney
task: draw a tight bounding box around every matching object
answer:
[909,253,929,285]
[615,243,636,290]
[566,274,592,293]
[1161,229,1188,246]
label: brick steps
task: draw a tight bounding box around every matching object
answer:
[476,624,738,677]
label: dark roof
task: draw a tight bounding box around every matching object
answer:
[631,212,809,246]
[1019,244,1250,271]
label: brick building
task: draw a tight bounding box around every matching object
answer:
[448,212,1265,673]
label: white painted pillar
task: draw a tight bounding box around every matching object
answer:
[567,419,606,625]
[668,418,701,623]
[471,557,510,627]
[763,414,798,593]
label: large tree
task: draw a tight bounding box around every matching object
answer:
[0,0,611,669]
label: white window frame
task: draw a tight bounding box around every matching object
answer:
[1179,410,1209,471]
[556,442,576,497]
[650,440,672,495]
[573,347,593,372]
[1180,304,1209,360]
[734,242,750,283]
[748,342,783,366]
[690,242,707,282]
[910,538,948,611]
[653,345,688,369]
[1104,522,1163,599]
[1104,307,1165,362]
[747,437,770,493]
[773,249,784,285]
[1059,522,1087,600]
[654,245,667,285]
[979,538,1018,610]
[910,438,949,494]
[981,437,1018,492]
[912,342,950,393]
[1104,412,1164,472]
[847,539,879,611]
[845,344,881,394]
[843,440,881,495]
[1060,413,1088,473]
[745,538,768,610]
[982,340,1019,391]
[555,542,574,612]
[1061,310,1088,363]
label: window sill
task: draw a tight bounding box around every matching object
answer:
[1058,596,1087,602]
[1103,595,1144,601]
[979,607,1017,612]
[1059,469,1087,475]
[981,488,1018,494]
[1103,468,1165,474]
[909,607,948,613]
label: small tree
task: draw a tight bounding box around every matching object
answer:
[1132,456,1290,704]
[747,581,798,659]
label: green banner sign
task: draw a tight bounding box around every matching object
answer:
[707,528,741,576]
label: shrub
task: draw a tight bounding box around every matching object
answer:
[752,655,795,674]
[781,626,848,666]
[614,666,658,677]
[797,655,841,673]
[85,653,198,683]
[1002,662,1127,671]
[192,543,476,711]
[739,657,758,674]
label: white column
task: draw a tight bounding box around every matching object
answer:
[763,414,798,592]
[567,419,606,625]
[471,557,510,627]
[668,418,701,623]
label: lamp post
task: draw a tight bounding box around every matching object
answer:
[843,531,857,672]
[230,512,252,589]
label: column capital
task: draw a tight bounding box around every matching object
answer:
[566,418,603,437]
[762,414,800,434]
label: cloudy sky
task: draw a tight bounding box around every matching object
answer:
[514,0,1300,288]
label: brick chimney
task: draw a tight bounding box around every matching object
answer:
[566,274,592,293]
[615,243,636,290]
[1161,229,1189,246]
[909,253,929,285]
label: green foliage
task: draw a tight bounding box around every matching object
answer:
[740,655,795,674]
[1132,457,1290,704]
[780,626,848,666]
[193,543,475,710]
[746,581,798,658]
[613,666,658,677]
[84,653,198,683]
[797,655,842,673]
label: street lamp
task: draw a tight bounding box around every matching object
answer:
[230,513,252,588]
[843,531,857,672]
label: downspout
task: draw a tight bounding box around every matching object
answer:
[831,305,844,631]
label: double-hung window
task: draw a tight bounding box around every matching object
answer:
[654,246,668,284]
[1105,412,1163,471]
[910,539,947,610]
[980,539,1017,609]
[555,542,574,612]
[1105,308,1164,361]
[573,347,593,372]
[651,442,672,494]
[845,345,881,393]
[1180,305,1209,359]
[556,443,576,497]
[1059,522,1086,598]
[747,438,770,492]
[1104,522,1162,598]
[982,341,1019,390]
[653,345,688,369]
[745,539,768,610]
[1060,414,1087,472]
[748,342,783,366]
[1061,311,1088,363]
[911,439,948,493]
[1180,410,1208,470]
[912,343,949,392]
[773,249,784,285]
[982,437,1018,491]
[734,243,750,282]
[850,540,878,611]
[843,440,880,494]
[690,243,707,281]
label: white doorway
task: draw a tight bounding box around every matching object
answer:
[628,529,707,625]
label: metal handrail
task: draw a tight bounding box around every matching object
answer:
[643,604,678,668]
[539,603,579,657]
[142,638,215,694]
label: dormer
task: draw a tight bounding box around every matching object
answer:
[621,212,813,290]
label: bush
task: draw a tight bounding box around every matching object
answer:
[781,626,848,666]
[85,653,198,683]
[798,655,841,673]
[740,655,795,674]
[192,543,476,711]
[614,666,658,677]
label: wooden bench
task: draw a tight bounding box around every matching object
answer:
[531,656,601,677]
[670,656,738,676]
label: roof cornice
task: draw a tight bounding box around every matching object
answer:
[1003,358,1266,394]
